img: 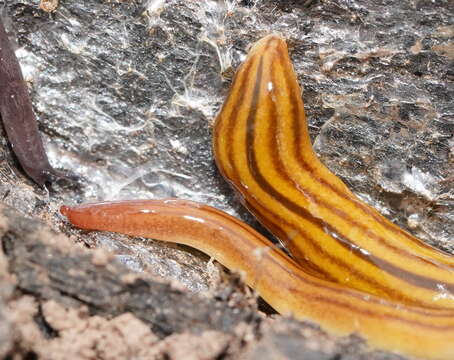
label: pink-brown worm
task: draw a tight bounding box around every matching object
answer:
[61,199,454,360]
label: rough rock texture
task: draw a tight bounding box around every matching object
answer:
[0,204,258,359]
[1,204,257,338]
[242,318,407,360]
[0,203,409,359]
[0,0,452,359]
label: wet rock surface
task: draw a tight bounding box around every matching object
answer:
[0,0,452,358]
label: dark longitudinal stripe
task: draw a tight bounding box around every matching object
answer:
[269,256,454,327]
[216,39,454,309]
[231,215,454,322]
[198,202,306,271]
[272,52,450,259]
[239,46,454,298]
[272,53,454,293]
[218,40,331,280]
[186,201,454,322]
[223,59,257,180]
[262,56,454,303]
[214,56,252,148]
[204,206,336,281]
[179,203,454,319]
[206,196,454,319]
[274,52,453,271]
[222,208,454,320]
[213,40,336,280]
[241,198,340,281]
[221,38,273,189]
[239,52,413,303]
[246,187,446,307]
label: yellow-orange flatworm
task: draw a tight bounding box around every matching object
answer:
[213,34,454,310]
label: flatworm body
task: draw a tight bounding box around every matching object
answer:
[213,35,454,310]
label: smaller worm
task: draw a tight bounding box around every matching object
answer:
[0,18,65,186]
[61,199,454,360]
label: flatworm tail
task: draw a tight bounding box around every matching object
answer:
[213,34,454,310]
[0,18,64,186]
[61,199,454,360]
